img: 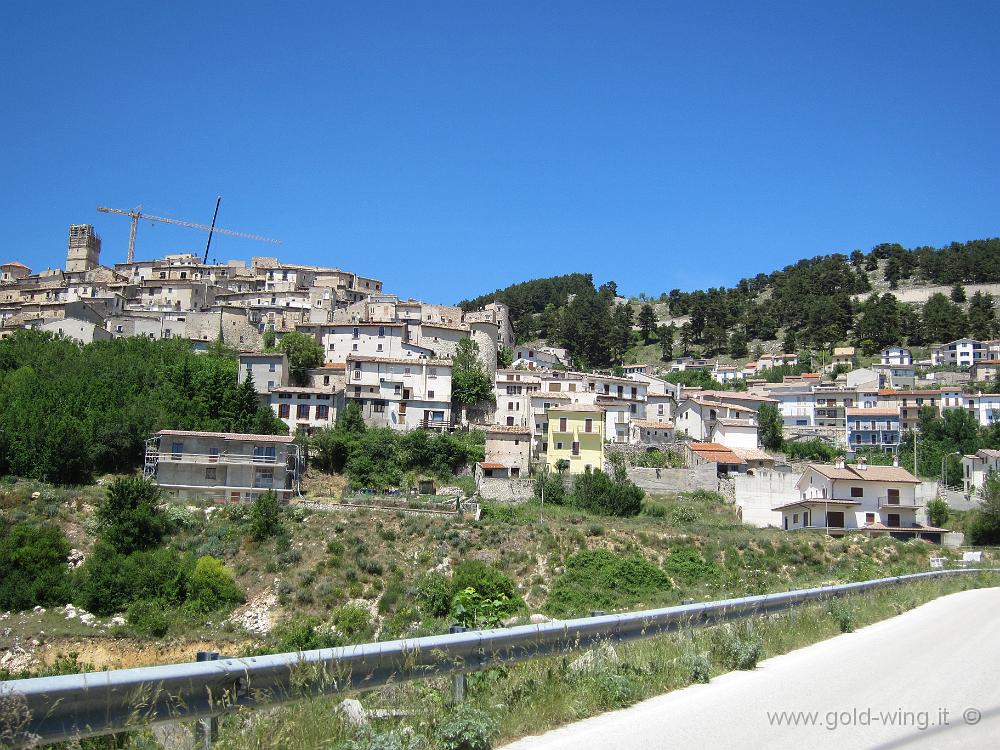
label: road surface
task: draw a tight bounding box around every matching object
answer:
[502,587,1000,750]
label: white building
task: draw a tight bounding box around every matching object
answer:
[239,352,289,395]
[932,338,987,367]
[776,460,944,541]
[346,355,453,430]
[961,448,1000,494]
[270,386,339,434]
[881,346,912,366]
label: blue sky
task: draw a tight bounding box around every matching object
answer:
[3,1,998,303]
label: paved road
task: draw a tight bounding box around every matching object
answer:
[502,587,1000,750]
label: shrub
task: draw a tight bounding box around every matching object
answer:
[572,469,643,517]
[829,599,856,633]
[683,652,711,683]
[589,670,636,709]
[96,476,169,554]
[545,549,671,617]
[76,542,190,616]
[127,599,169,637]
[436,705,500,750]
[451,587,516,629]
[640,502,668,518]
[414,572,452,617]
[451,560,517,603]
[534,473,566,506]
[332,604,373,642]
[664,547,721,585]
[268,616,340,652]
[713,624,762,670]
[0,522,72,611]
[481,503,516,523]
[670,504,699,525]
[249,491,283,542]
[186,556,244,613]
[378,578,406,615]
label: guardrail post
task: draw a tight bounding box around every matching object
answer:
[449,626,467,704]
[194,651,219,749]
[590,610,607,617]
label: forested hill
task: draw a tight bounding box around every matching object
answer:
[458,237,1000,366]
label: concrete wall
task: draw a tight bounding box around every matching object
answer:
[626,465,718,494]
[732,469,800,528]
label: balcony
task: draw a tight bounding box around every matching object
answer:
[878,496,921,509]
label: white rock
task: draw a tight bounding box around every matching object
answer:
[336,699,369,727]
[110,615,126,626]
[32,606,45,614]
[31,491,41,499]
[529,614,553,624]
[568,642,620,674]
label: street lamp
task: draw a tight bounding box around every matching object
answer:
[941,451,962,491]
[538,461,550,524]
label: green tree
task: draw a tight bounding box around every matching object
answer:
[926,498,950,528]
[452,338,494,407]
[497,345,513,369]
[757,402,784,451]
[781,329,797,354]
[728,328,748,359]
[638,303,657,343]
[0,523,72,611]
[951,284,967,303]
[659,323,675,361]
[922,293,966,343]
[96,476,169,554]
[262,329,277,350]
[337,400,367,433]
[186,556,245,612]
[967,291,996,340]
[279,331,324,385]
[249,490,283,541]
[345,428,402,489]
[969,471,1000,545]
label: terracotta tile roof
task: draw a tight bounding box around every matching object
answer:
[716,418,756,427]
[731,447,773,461]
[156,429,293,443]
[859,523,949,533]
[529,392,572,400]
[688,442,743,464]
[547,404,607,413]
[478,462,507,470]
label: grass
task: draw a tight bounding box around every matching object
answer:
[203,571,998,750]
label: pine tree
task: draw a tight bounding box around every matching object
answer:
[638,304,657,343]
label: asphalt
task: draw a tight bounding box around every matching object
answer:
[501,587,1000,750]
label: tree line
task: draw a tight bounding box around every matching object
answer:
[0,331,284,485]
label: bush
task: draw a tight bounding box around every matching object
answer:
[451,586,516,629]
[96,476,169,554]
[127,599,169,637]
[332,604,373,642]
[249,491,283,542]
[481,503,516,523]
[683,652,711,683]
[572,469,643,517]
[414,572,452,617]
[186,556,244,613]
[713,624,762,670]
[664,547,721,585]
[0,522,72,611]
[534,473,565,506]
[436,705,500,750]
[76,542,190,616]
[451,560,517,603]
[670,504,699,525]
[267,616,341,652]
[829,599,856,633]
[545,549,671,617]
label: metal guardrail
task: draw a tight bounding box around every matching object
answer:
[2,568,995,746]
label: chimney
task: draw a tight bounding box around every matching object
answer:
[835,455,845,470]
[893,455,899,467]
[858,456,868,471]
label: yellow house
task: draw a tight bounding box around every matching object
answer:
[545,405,605,474]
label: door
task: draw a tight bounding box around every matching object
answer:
[887,513,901,528]
[826,511,845,528]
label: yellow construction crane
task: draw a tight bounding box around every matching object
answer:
[97,199,282,264]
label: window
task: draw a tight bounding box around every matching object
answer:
[572,441,580,456]
[316,405,329,419]
[269,363,276,372]
[556,441,563,450]
[865,513,875,523]
[887,488,900,504]
[171,442,183,460]
[254,468,274,489]
[296,404,310,419]
[793,513,799,523]
[377,344,383,352]
[253,446,277,464]
[353,327,360,339]
[559,417,567,432]
[887,513,900,527]
[205,467,217,480]
[373,401,386,413]
[507,416,515,426]
[378,326,385,337]
[585,418,593,433]
[850,487,863,498]
[428,390,435,399]
[278,403,290,418]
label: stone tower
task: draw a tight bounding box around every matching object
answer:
[66,224,101,273]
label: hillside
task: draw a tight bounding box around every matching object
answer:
[0,477,980,677]
[458,237,1000,369]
